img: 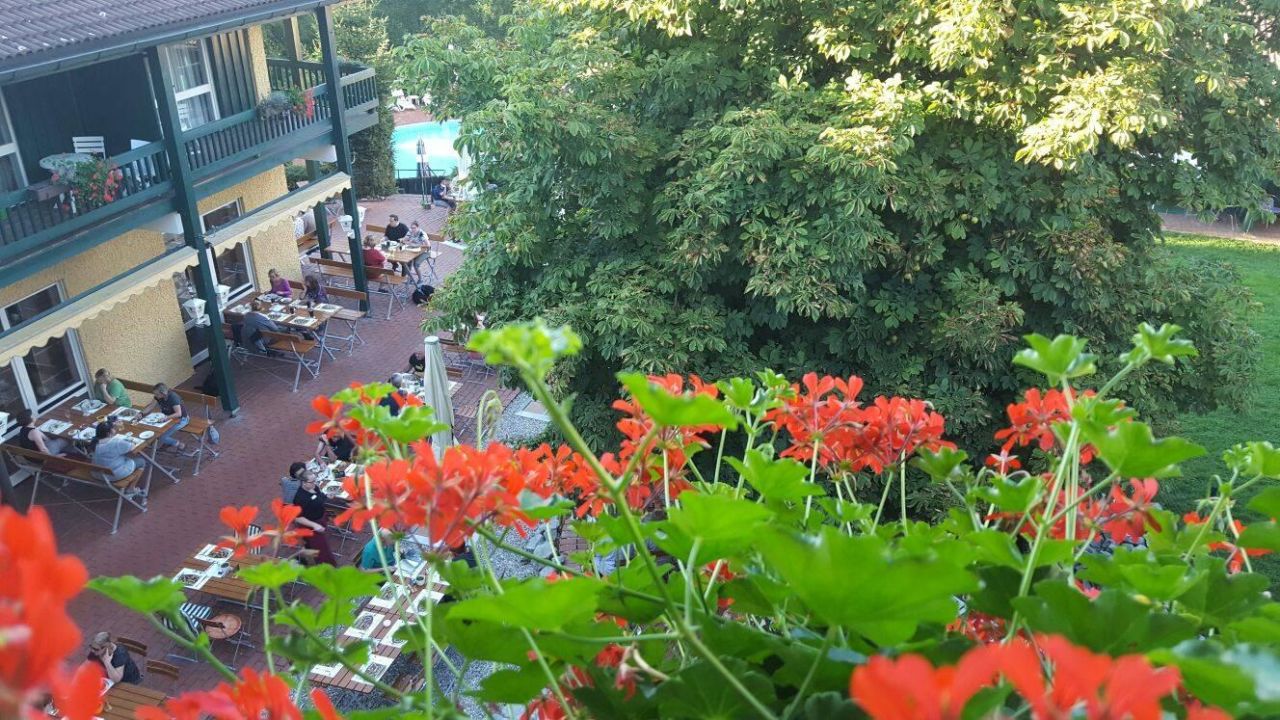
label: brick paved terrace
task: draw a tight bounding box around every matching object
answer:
[20,194,515,696]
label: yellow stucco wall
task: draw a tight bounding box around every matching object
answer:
[3,166,299,396]
[247,26,272,100]
[198,166,299,287]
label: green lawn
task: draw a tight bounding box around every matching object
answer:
[1161,233,1280,579]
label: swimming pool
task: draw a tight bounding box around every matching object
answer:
[392,121,461,177]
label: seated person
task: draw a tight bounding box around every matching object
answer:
[358,528,400,572]
[92,369,132,407]
[15,409,69,456]
[150,383,189,451]
[405,221,427,245]
[432,179,457,210]
[379,376,410,417]
[242,310,283,354]
[303,275,328,304]
[268,269,293,298]
[362,235,387,270]
[87,632,142,685]
[385,214,409,242]
[282,461,310,502]
[90,422,143,498]
[405,352,425,374]
[316,430,356,464]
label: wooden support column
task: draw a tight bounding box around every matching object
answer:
[307,160,332,259]
[315,5,368,309]
[146,47,240,414]
[281,17,307,89]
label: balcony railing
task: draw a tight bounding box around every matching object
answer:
[183,87,334,174]
[0,65,376,261]
[266,58,326,92]
[0,142,171,249]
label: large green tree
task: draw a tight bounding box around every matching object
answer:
[325,0,399,198]
[400,0,1277,444]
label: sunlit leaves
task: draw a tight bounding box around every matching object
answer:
[1013,333,1097,384]
[469,321,582,377]
[89,576,185,616]
[618,372,738,429]
[1077,419,1205,478]
[1121,322,1198,366]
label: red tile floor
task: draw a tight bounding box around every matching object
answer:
[25,196,511,696]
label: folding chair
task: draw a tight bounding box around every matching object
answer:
[174,388,221,475]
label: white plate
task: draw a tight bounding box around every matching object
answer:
[138,430,155,439]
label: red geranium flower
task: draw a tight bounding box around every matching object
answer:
[0,506,89,718]
[215,505,269,558]
[137,668,301,720]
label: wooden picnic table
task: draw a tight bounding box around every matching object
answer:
[173,544,264,605]
[101,683,166,720]
[308,562,449,693]
[223,291,340,333]
[44,400,179,485]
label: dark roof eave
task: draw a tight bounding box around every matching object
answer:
[0,0,335,84]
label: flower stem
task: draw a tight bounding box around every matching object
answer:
[780,626,836,720]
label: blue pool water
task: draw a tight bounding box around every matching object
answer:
[392,121,461,176]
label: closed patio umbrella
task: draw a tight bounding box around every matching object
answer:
[422,336,455,459]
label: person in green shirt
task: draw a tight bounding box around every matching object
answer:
[358,529,400,572]
[93,369,132,408]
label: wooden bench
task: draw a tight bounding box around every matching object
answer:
[297,230,319,254]
[288,280,369,351]
[366,265,408,319]
[3,443,148,534]
[310,256,357,286]
[119,379,221,475]
[262,330,321,392]
[365,223,386,236]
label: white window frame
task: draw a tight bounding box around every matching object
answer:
[0,90,27,191]
[162,40,220,132]
[0,283,89,422]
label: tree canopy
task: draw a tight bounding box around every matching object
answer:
[399,0,1278,444]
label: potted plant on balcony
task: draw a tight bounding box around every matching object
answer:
[51,157,122,213]
[257,88,316,121]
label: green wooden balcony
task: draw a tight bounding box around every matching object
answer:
[0,62,377,268]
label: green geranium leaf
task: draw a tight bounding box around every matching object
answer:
[1012,580,1196,653]
[1013,333,1097,384]
[476,665,551,704]
[437,615,532,665]
[469,320,582,377]
[1226,443,1280,480]
[237,559,304,590]
[1121,322,1198,365]
[1249,487,1280,519]
[974,473,1042,513]
[617,372,738,429]
[655,658,777,719]
[450,577,602,631]
[912,446,970,483]
[1077,549,1201,601]
[802,692,860,720]
[759,528,975,645]
[662,492,774,561]
[1151,641,1280,716]
[1077,420,1204,478]
[968,530,1073,572]
[1239,522,1280,552]
[520,492,576,520]
[1179,558,1270,628]
[726,450,821,501]
[88,576,185,616]
[302,564,384,604]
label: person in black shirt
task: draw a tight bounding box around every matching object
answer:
[405,352,425,374]
[291,473,338,565]
[380,376,409,417]
[88,632,142,684]
[384,214,409,242]
[150,383,189,451]
[316,431,355,463]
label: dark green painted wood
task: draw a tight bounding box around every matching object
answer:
[147,46,239,415]
[6,55,160,181]
[207,30,256,116]
[307,159,331,258]
[316,5,367,308]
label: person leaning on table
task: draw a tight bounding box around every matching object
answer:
[87,631,142,684]
[358,528,400,573]
[90,421,144,500]
[93,368,132,408]
[150,383,188,451]
[14,409,70,457]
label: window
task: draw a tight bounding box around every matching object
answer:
[163,40,219,131]
[0,285,88,427]
[0,91,25,193]
[172,200,254,363]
